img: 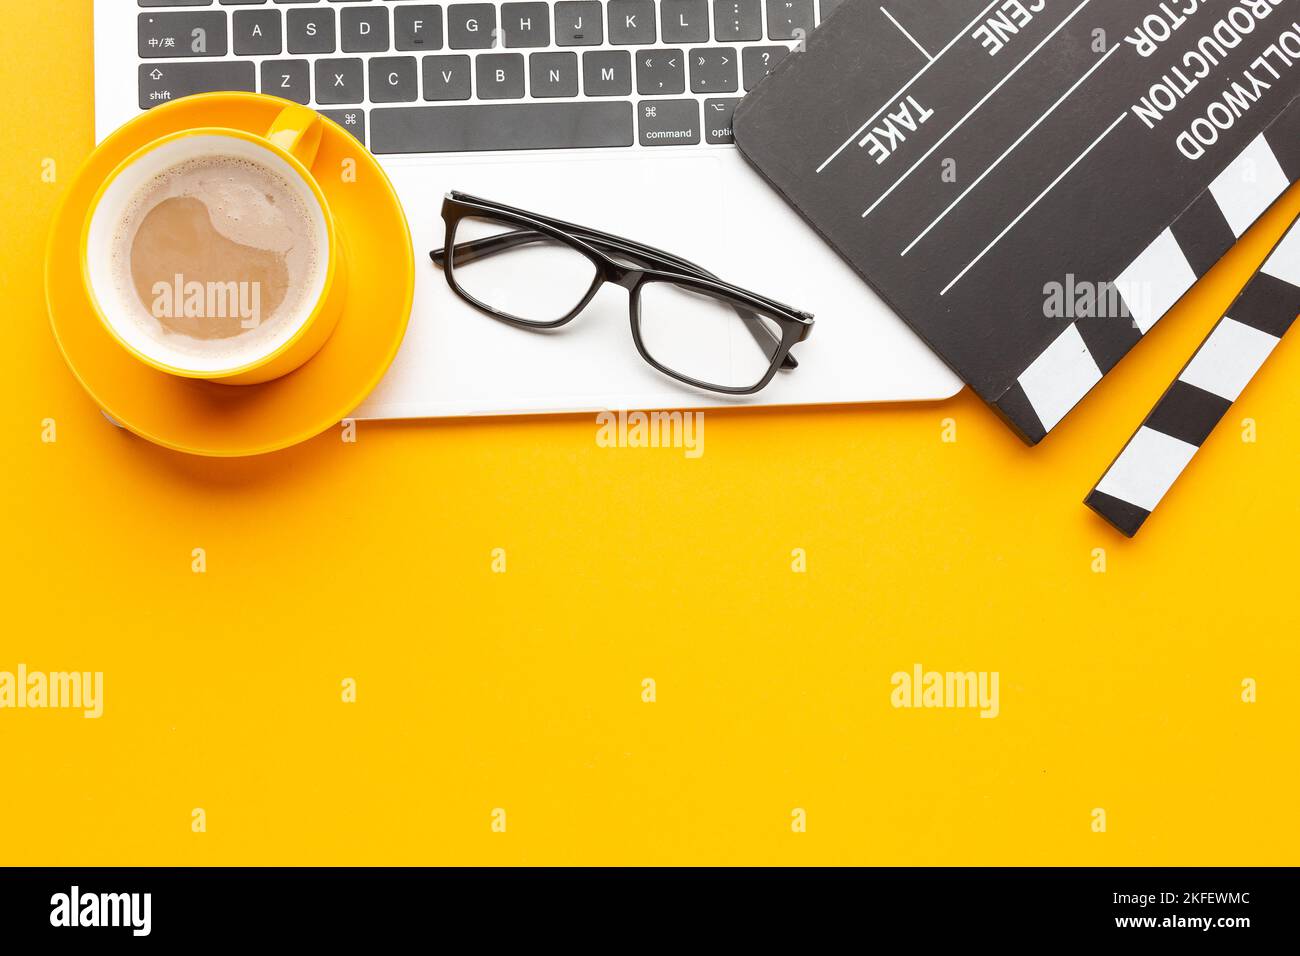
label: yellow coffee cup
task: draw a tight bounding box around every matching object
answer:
[81,103,347,385]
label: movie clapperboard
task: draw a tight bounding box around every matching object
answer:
[733,0,1300,443]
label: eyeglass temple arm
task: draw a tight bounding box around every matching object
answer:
[430,231,798,370]
[430,231,528,268]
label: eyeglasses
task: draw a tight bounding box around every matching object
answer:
[430,192,815,394]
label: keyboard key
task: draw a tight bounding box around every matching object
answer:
[139,61,255,110]
[371,102,634,153]
[368,56,419,103]
[636,48,684,95]
[233,10,282,56]
[741,44,787,89]
[139,0,215,5]
[476,53,525,99]
[637,99,699,146]
[582,50,632,97]
[554,2,603,46]
[819,0,844,20]
[287,8,335,54]
[423,54,473,100]
[261,59,310,104]
[661,0,709,43]
[690,47,737,93]
[139,12,228,58]
[713,0,761,42]
[529,52,579,98]
[501,3,550,47]
[315,57,364,104]
[608,0,655,45]
[703,97,741,144]
[447,4,496,49]
[394,5,443,51]
[766,0,814,40]
[320,109,367,145]
[342,6,390,52]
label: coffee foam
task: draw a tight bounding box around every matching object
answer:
[107,154,323,368]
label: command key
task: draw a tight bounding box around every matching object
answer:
[637,99,700,147]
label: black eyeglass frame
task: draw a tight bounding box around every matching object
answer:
[430,191,815,395]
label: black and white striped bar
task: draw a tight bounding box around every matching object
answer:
[1085,213,1300,537]
[999,103,1300,441]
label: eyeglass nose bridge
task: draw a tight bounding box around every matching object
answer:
[602,262,644,291]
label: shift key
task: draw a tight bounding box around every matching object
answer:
[139,61,255,110]
[638,99,699,146]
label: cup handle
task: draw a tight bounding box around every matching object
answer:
[264,104,324,169]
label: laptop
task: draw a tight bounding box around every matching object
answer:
[95,0,960,419]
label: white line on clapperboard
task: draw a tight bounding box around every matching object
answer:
[939,112,1128,297]
[861,0,1097,219]
[815,0,1004,174]
[901,43,1119,257]
[880,6,934,61]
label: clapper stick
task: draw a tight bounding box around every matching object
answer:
[1085,211,1300,537]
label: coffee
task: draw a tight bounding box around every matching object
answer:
[108,155,322,367]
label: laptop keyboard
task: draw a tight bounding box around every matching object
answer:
[136,0,837,153]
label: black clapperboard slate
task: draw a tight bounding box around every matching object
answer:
[733,0,1300,443]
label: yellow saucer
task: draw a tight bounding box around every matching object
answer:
[46,92,414,456]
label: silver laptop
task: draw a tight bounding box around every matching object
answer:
[95,0,959,418]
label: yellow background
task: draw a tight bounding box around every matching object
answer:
[2,1,1297,865]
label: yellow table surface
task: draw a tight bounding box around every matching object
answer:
[1,1,1296,866]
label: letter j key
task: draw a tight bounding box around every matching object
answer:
[555,1,604,46]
